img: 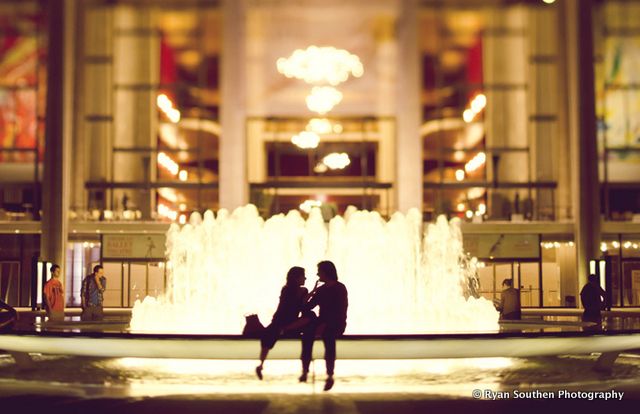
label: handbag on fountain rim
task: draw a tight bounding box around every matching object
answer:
[242,314,265,337]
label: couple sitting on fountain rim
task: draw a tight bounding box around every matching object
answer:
[255,260,348,392]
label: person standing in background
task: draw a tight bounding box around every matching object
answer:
[81,265,107,321]
[43,264,65,321]
[580,273,606,324]
[494,278,521,320]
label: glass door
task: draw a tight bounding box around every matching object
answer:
[622,261,640,306]
[0,261,20,306]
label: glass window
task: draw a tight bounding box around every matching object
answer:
[621,236,640,306]
[79,1,221,221]
[420,3,562,221]
[601,237,622,307]
[519,262,540,308]
[65,241,101,307]
[0,1,47,221]
[249,117,393,217]
[594,1,640,220]
[541,240,577,307]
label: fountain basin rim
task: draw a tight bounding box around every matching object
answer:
[2,331,640,360]
[8,328,640,340]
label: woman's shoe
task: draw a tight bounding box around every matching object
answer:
[255,366,263,380]
[298,372,308,383]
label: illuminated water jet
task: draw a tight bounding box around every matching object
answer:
[129,205,499,334]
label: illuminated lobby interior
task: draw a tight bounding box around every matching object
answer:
[1,0,639,313]
[0,0,640,314]
[2,0,640,409]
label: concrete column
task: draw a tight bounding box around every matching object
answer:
[113,6,159,218]
[483,6,528,219]
[82,5,114,210]
[564,0,600,295]
[375,15,397,213]
[528,6,563,220]
[220,0,248,210]
[41,0,74,268]
[395,0,422,213]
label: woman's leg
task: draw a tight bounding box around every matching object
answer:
[257,324,279,379]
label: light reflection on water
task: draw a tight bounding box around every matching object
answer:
[1,354,640,398]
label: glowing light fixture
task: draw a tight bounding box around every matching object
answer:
[455,169,465,181]
[478,203,486,215]
[178,170,188,182]
[299,199,322,214]
[306,86,343,114]
[463,109,474,123]
[464,152,486,173]
[314,162,329,173]
[462,93,486,123]
[157,152,180,175]
[456,203,465,212]
[158,203,178,221]
[322,152,350,170]
[291,131,320,149]
[470,94,487,113]
[306,118,342,135]
[157,93,181,123]
[276,46,363,86]
[540,241,577,249]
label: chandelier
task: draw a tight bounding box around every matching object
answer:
[322,152,351,170]
[305,86,343,114]
[277,45,363,86]
[291,131,320,149]
[306,118,343,135]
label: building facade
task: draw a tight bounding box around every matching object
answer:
[0,0,639,310]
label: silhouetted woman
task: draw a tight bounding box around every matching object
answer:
[256,266,309,380]
[300,260,348,391]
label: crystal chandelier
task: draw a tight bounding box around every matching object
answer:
[277,45,363,86]
[291,131,320,149]
[305,86,343,114]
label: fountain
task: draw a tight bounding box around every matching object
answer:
[129,205,499,334]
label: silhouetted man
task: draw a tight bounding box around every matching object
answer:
[300,260,348,392]
[580,273,606,323]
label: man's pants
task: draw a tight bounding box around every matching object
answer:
[300,320,344,376]
[81,306,104,321]
[47,310,65,321]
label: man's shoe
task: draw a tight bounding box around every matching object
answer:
[255,366,263,380]
[298,372,308,383]
[323,376,335,391]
